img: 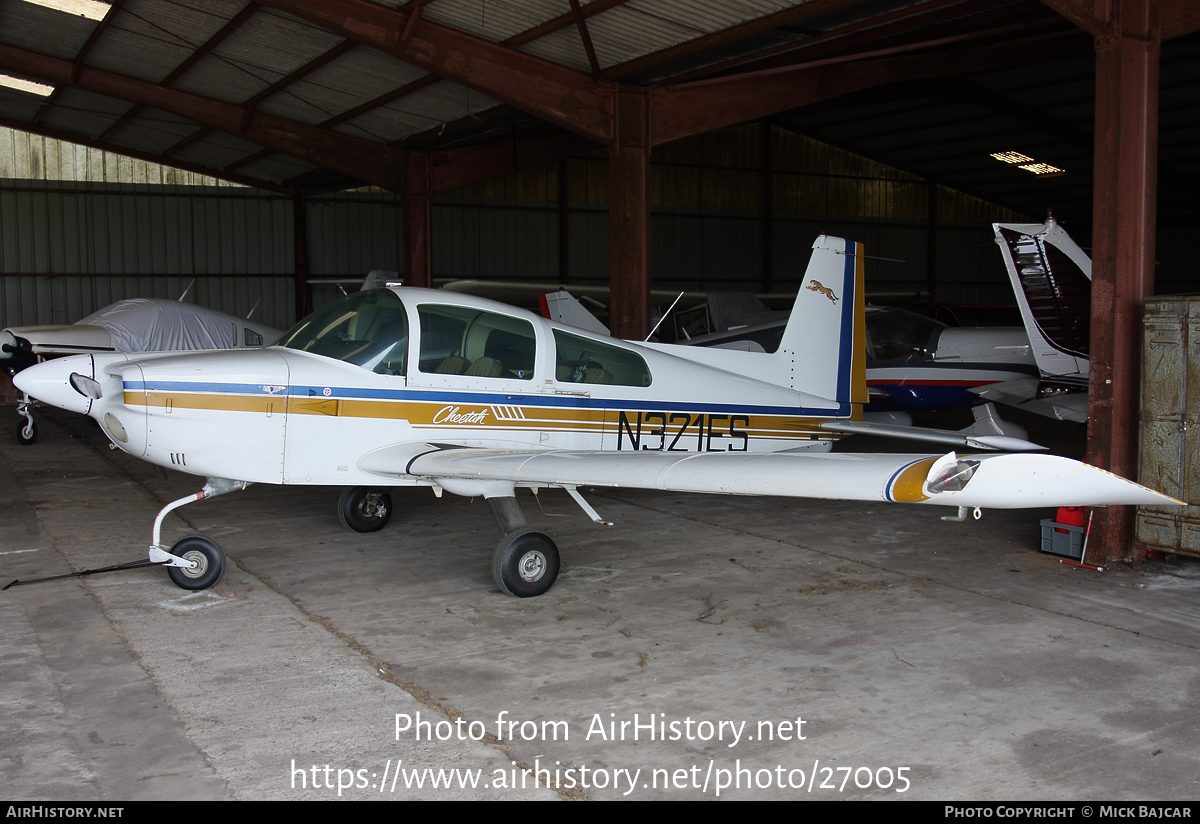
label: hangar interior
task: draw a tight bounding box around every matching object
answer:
[1,0,1199,802]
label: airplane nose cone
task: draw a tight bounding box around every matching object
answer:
[13,355,97,416]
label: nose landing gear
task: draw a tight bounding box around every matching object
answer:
[149,478,249,591]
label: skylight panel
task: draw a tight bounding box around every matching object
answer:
[991,151,1065,177]
[20,0,111,22]
[990,151,1034,164]
[1016,162,1065,176]
[0,74,54,97]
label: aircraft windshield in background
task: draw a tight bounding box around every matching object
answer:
[15,237,1176,599]
[2,298,282,445]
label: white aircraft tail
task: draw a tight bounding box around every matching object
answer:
[774,235,867,404]
[635,235,868,408]
[993,217,1091,381]
[539,290,610,335]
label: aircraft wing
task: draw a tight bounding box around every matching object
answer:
[817,419,1043,452]
[971,378,1089,424]
[359,444,1177,508]
[1,325,115,359]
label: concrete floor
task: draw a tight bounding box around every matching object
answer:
[2,406,1199,801]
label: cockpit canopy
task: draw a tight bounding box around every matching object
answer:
[276,289,409,375]
[276,289,653,386]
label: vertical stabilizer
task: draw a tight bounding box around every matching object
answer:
[777,236,867,404]
[539,291,610,335]
[993,217,1091,380]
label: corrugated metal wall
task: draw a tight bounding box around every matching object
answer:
[0,180,297,328]
[1,122,1032,331]
[445,123,1030,300]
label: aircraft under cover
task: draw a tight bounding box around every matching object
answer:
[14,237,1177,597]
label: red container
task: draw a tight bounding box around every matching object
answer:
[1055,506,1086,533]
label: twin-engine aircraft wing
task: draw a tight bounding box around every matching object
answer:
[359,443,1177,510]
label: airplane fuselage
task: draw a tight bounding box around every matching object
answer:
[47,286,857,487]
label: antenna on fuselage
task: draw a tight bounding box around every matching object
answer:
[177,279,195,302]
[644,292,685,342]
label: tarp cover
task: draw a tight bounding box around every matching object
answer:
[76,299,236,352]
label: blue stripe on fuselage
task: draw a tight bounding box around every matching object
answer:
[123,379,850,417]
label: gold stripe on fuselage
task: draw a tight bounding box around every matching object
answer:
[128,390,841,445]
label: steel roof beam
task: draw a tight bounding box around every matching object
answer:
[1042,0,1196,38]
[607,0,871,80]
[99,2,262,142]
[569,0,604,80]
[0,43,408,191]
[224,72,442,173]
[1037,0,1114,38]
[1161,0,1200,38]
[165,40,359,158]
[0,114,291,192]
[252,0,614,143]
[32,0,128,127]
[650,27,1078,145]
[630,0,1000,84]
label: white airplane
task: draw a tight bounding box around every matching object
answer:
[14,237,1176,598]
[2,297,282,444]
[978,216,1092,422]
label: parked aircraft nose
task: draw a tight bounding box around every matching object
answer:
[13,355,99,416]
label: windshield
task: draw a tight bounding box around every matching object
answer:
[276,290,408,376]
[865,307,944,362]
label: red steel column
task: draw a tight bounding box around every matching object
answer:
[608,88,651,340]
[1086,0,1160,564]
[404,152,433,289]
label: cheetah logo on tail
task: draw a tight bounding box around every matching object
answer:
[806,279,839,304]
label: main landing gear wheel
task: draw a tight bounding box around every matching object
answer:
[12,417,36,445]
[166,535,226,591]
[338,487,393,533]
[492,529,560,598]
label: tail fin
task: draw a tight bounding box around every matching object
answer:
[777,236,867,404]
[539,290,610,335]
[993,217,1091,380]
[648,235,867,410]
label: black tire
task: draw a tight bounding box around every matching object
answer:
[12,417,36,445]
[166,536,226,591]
[492,529,560,598]
[338,486,393,533]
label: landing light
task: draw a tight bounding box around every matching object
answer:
[103,412,128,444]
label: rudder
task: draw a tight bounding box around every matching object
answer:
[777,236,867,405]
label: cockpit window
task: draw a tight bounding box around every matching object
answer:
[417,304,536,380]
[276,290,408,376]
[553,330,652,386]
